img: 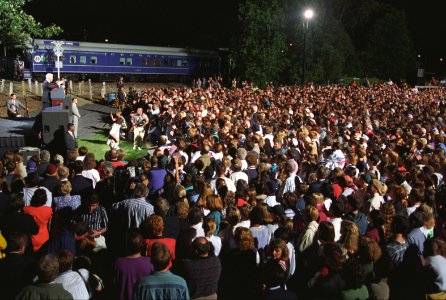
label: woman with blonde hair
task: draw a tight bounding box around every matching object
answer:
[339,220,360,257]
[53,181,81,212]
[203,217,222,256]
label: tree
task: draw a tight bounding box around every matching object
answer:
[0,0,62,48]
[230,0,286,87]
[363,8,414,79]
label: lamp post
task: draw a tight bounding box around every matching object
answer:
[302,9,314,85]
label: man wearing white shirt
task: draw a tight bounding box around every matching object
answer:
[23,173,52,207]
[210,164,236,194]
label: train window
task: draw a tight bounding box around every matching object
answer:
[80,56,87,64]
[204,61,210,68]
[163,59,168,66]
[90,56,97,64]
[169,59,175,67]
[176,60,182,67]
[141,58,147,65]
[126,58,133,65]
[41,55,48,63]
[182,60,188,67]
[69,56,76,64]
[149,59,155,66]
[120,58,125,65]
[155,59,161,66]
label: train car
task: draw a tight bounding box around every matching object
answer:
[23,39,220,82]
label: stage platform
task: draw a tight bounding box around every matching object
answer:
[0,117,37,154]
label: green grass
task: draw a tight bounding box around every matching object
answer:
[78,132,151,161]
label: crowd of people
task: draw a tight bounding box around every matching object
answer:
[1,78,446,300]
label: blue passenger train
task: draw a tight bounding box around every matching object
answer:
[23,39,220,81]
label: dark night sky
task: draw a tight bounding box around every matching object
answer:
[25,0,446,73]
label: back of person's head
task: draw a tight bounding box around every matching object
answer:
[226,206,241,226]
[342,257,367,290]
[192,236,211,257]
[126,230,145,255]
[423,238,446,258]
[58,181,72,196]
[347,194,362,211]
[151,242,171,271]
[78,146,88,156]
[316,221,335,244]
[7,232,28,253]
[73,160,84,174]
[8,193,24,212]
[134,183,149,198]
[38,254,60,283]
[146,215,164,237]
[249,206,264,225]
[321,242,345,272]
[203,217,217,238]
[25,172,40,188]
[30,188,47,207]
[40,150,50,163]
[188,207,203,225]
[303,205,319,223]
[263,260,287,287]
[154,198,170,217]
[56,249,74,273]
[234,227,255,251]
[57,166,69,180]
[391,215,410,236]
[175,201,189,219]
[409,209,425,229]
[358,236,382,264]
[317,165,330,180]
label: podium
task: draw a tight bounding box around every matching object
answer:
[50,88,65,107]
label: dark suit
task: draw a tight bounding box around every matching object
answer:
[64,131,78,152]
[42,80,58,109]
[70,174,93,201]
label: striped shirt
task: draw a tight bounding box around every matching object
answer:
[74,205,108,231]
[112,197,154,229]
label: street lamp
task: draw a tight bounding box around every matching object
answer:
[302,8,314,85]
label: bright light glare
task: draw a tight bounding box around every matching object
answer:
[304,9,314,20]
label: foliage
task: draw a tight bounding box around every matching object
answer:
[230,0,286,87]
[0,0,62,48]
[231,0,414,85]
[363,9,414,79]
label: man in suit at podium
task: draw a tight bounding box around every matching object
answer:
[42,73,59,110]
[64,123,78,155]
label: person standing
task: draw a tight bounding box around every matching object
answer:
[15,254,73,300]
[117,86,126,111]
[113,231,154,300]
[107,118,123,150]
[131,107,148,150]
[71,98,81,138]
[42,73,59,110]
[65,123,78,154]
[133,243,190,300]
[7,93,27,118]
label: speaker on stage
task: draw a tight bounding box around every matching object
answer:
[42,110,70,145]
